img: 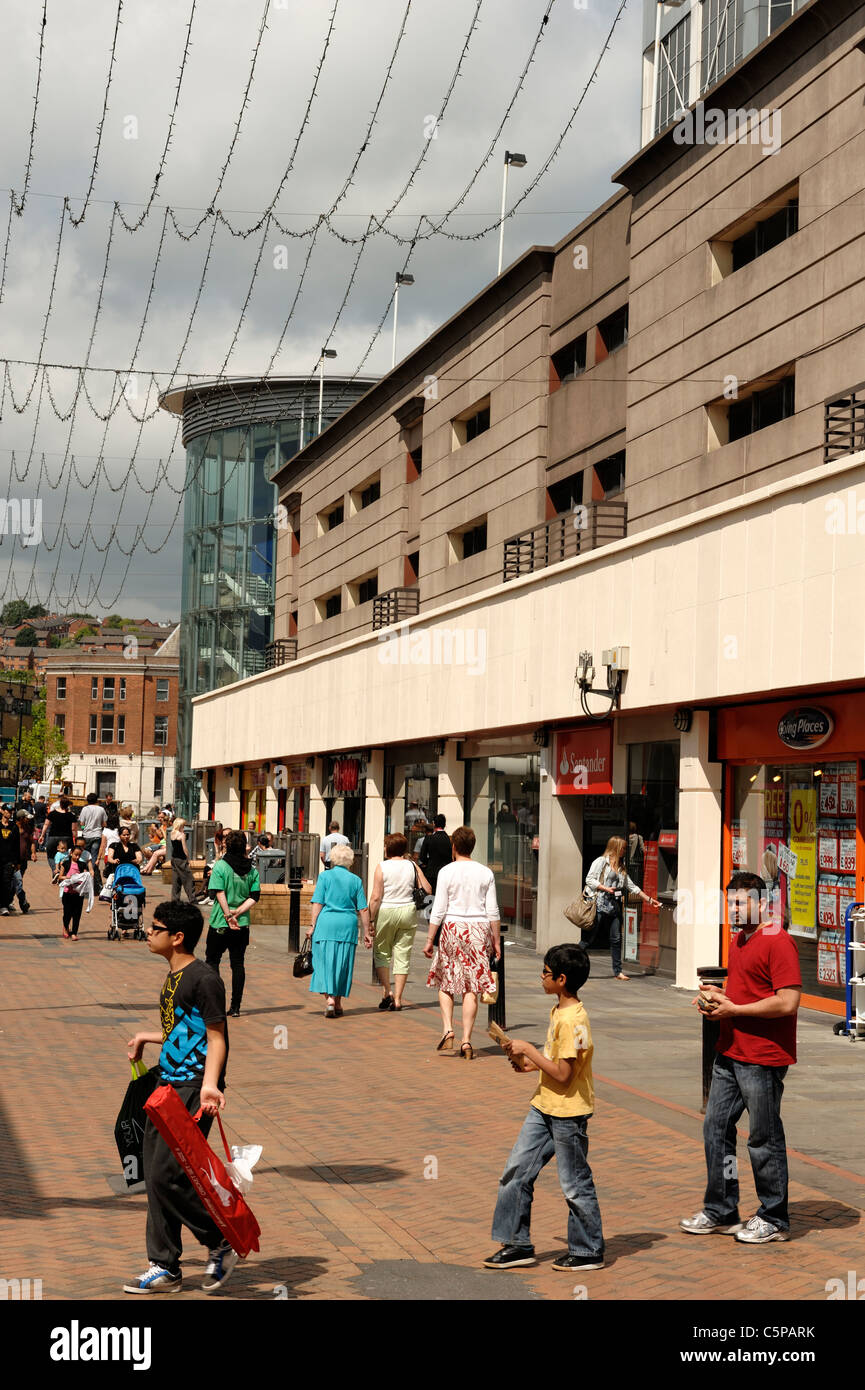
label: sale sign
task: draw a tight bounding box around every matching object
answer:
[789,789,817,939]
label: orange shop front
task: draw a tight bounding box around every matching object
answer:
[719,693,865,1017]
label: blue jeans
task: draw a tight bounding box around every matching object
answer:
[491,1106,604,1258]
[594,904,622,975]
[703,1054,789,1230]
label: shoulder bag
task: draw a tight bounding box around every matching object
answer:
[411,861,428,911]
[563,862,605,930]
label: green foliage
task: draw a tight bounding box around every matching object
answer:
[75,625,98,642]
[27,604,48,619]
[104,614,125,628]
[18,698,69,780]
[0,599,30,626]
[14,625,38,647]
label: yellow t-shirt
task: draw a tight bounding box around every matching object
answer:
[531,998,595,1118]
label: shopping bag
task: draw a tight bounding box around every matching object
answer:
[114,1059,158,1188]
[143,1084,261,1256]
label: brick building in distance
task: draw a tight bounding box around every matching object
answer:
[43,626,179,811]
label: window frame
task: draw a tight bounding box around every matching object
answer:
[89,714,98,745]
[156,678,169,703]
[100,713,114,745]
[154,715,168,747]
[56,677,66,700]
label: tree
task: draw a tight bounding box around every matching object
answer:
[14,625,38,647]
[0,599,30,626]
[104,614,125,628]
[47,634,61,648]
[75,625,98,642]
[27,603,48,619]
[18,698,69,781]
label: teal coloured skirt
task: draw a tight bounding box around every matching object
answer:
[310,938,357,997]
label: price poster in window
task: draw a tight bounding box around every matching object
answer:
[789,789,818,939]
[624,907,639,963]
[761,785,787,926]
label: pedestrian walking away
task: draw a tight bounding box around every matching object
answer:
[12,810,37,912]
[305,842,371,1017]
[124,901,236,1296]
[485,942,605,1273]
[418,815,452,921]
[168,818,197,904]
[584,836,660,979]
[680,871,802,1244]
[204,829,261,1018]
[41,796,78,867]
[423,824,500,1059]
[77,792,107,892]
[319,820,349,870]
[368,833,430,1011]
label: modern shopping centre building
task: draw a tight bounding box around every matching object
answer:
[180,0,865,1017]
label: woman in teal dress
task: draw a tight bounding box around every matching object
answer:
[306,842,371,1017]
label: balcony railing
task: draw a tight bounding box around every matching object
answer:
[503,500,628,581]
[825,387,865,463]
[264,639,298,669]
[372,586,420,631]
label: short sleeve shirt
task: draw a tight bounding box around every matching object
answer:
[208,859,261,931]
[718,927,802,1066]
[158,959,228,1087]
[531,999,595,1118]
[321,832,349,865]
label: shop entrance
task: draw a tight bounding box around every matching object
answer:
[465,752,539,946]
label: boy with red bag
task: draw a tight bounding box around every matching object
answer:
[124,901,237,1295]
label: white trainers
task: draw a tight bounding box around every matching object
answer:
[735,1215,789,1244]
[679,1210,744,1235]
[123,1262,182,1294]
[202,1240,238,1292]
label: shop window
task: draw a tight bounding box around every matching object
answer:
[551,334,587,388]
[729,762,856,1003]
[452,396,491,449]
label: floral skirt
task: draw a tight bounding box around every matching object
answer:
[426,918,495,998]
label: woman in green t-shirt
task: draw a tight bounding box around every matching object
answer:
[204,829,261,1017]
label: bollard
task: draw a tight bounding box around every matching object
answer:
[487,942,507,1031]
[696,965,728,1112]
[287,867,302,954]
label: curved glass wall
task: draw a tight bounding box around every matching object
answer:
[177,383,371,817]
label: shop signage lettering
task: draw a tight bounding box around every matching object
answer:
[777,707,834,750]
[554,727,613,796]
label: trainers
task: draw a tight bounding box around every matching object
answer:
[123,1262,182,1295]
[551,1253,605,1271]
[680,1210,744,1235]
[735,1215,789,1244]
[483,1245,537,1269]
[0,907,8,916]
[19,899,29,913]
[202,1240,238,1292]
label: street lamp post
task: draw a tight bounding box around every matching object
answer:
[317,348,338,435]
[3,686,32,790]
[391,272,415,369]
[498,151,527,277]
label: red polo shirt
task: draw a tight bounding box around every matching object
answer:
[718,926,802,1067]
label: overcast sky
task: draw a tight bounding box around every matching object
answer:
[0,0,642,622]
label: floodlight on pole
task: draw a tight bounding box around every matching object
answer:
[391,273,415,369]
[318,348,337,435]
[498,151,527,277]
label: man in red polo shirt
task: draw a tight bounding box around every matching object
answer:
[680,871,801,1244]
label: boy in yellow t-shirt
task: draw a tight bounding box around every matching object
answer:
[484,942,605,1273]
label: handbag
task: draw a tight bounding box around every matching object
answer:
[411,862,427,911]
[293,937,313,978]
[144,1084,261,1257]
[481,956,499,1006]
[563,863,605,930]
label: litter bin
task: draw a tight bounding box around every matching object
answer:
[256,849,286,885]
[696,965,728,1112]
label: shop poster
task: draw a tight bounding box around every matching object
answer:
[761,785,787,929]
[789,789,818,939]
[624,907,639,963]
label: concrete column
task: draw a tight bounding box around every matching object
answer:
[675,710,723,990]
[437,739,464,832]
[536,746,585,956]
[364,749,386,866]
[307,757,328,845]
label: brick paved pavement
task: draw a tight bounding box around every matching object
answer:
[0,854,861,1302]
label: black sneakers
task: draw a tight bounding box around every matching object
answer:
[551,1253,605,1271]
[483,1245,537,1269]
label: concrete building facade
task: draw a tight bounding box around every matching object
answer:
[187,0,865,1018]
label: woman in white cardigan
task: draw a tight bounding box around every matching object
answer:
[585,835,660,980]
[423,824,500,1059]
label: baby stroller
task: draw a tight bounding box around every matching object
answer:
[108,862,146,940]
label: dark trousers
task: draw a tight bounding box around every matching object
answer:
[142,1081,222,1272]
[205,926,249,1012]
[703,1054,790,1230]
[0,862,15,907]
[84,839,103,891]
[62,892,84,935]
[171,859,196,903]
[45,836,63,864]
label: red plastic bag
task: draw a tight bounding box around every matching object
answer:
[144,1084,261,1257]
